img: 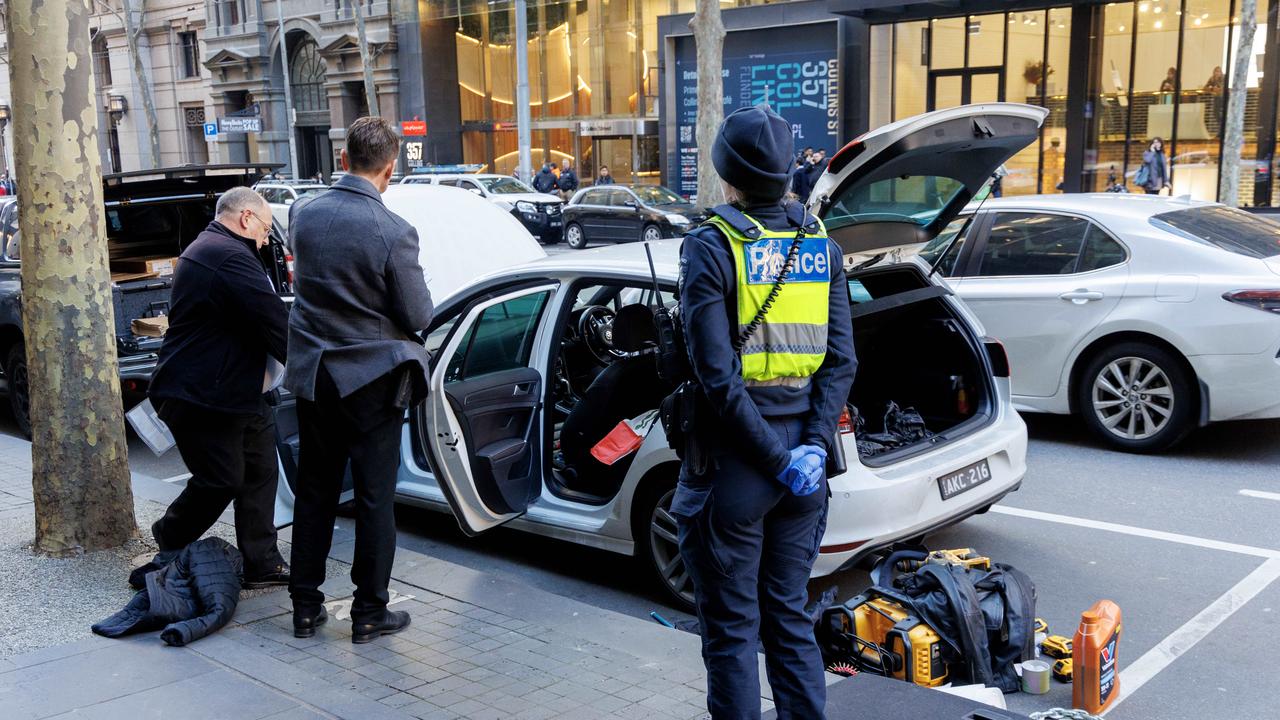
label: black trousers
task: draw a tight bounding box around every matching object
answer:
[289,367,405,624]
[152,397,284,578]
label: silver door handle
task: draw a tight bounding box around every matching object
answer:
[1060,290,1104,303]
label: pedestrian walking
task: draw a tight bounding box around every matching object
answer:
[674,105,857,719]
[147,186,291,589]
[596,165,614,185]
[533,163,558,194]
[0,171,13,196]
[286,117,434,644]
[557,159,580,201]
[1137,137,1170,195]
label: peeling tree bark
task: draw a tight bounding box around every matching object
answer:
[1220,0,1257,206]
[690,0,725,208]
[120,0,161,169]
[6,0,138,555]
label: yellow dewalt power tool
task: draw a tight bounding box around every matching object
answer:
[820,586,950,688]
[898,547,992,573]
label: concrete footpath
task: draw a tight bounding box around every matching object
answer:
[0,437,721,720]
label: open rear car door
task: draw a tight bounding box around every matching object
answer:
[420,284,557,534]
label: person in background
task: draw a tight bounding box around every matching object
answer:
[533,163,559,194]
[1204,66,1225,93]
[1160,67,1178,93]
[0,171,13,196]
[550,162,560,179]
[596,165,615,185]
[557,160,580,201]
[1140,137,1170,195]
[312,172,325,184]
[676,105,856,719]
[147,187,291,590]
[286,117,434,644]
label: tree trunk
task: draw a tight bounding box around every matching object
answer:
[6,0,138,555]
[352,0,381,117]
[121,0,161,169]
[1220,0,1257,205]
[690,0,725,208]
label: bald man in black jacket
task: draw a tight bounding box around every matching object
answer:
[149,186,290,589]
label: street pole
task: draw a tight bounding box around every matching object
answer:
[514,0,532,180]
[5,0,137,554]
[275,0,300,177]
[352,0,380,117]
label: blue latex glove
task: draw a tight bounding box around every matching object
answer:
[777,445,827,496]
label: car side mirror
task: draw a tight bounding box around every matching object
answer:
[284,197,295,205]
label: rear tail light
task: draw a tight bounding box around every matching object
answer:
[1223,289,1280,315]
[837,405,855,434]
[285,253,295,285]
[984,337,1010,378]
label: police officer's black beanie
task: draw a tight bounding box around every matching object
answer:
[712,104,795,203]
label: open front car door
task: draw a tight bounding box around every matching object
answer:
[422,284,557,534]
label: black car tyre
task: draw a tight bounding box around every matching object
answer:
[641,224,663,244]
[6,341,31,439]
[633,473,696,612]
[565,222,588,250]
[1075,341,1195,453]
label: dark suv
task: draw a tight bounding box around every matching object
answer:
[0,164,292,436]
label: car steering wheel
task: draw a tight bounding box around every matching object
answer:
[577,305,621,364]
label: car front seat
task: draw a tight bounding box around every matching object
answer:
[559,303,672,492]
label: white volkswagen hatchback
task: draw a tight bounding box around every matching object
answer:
[272,104,1044,608]
[917,193,1280,452]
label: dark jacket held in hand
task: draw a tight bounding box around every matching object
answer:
[149,221,288,415]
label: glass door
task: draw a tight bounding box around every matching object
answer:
[928,68,1004,109]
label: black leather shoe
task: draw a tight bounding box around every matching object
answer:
[293,606,328,639]
[352,610,411,644]
[244,562,291,589]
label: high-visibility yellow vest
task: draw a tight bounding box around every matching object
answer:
[706,210,831,384]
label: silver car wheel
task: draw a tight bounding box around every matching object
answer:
[643,225,662,243]
[649,487,695,607]
[566,223,585,249]
[1091,356,1174,441]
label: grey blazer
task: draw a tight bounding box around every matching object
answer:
[285,174,433,401]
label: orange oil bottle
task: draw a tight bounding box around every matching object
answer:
[1072,600,1123,714]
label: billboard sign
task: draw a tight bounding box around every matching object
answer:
[671,23,840,197]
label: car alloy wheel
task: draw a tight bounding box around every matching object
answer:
[642,224,662,243]
[649,486,695,609]
[1091,356,1174,441]
[565,223,587,249]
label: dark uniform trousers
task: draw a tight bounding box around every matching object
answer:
[151,397,284,577]
[674,415,829,720]
[289,366,407,624]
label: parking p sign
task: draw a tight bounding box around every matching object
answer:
[203,122,218,137]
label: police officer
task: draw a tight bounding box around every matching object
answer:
[674,105,856,719]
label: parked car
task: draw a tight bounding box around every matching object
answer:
[270,104,1042,609]
[253,180,327,230]
[400,172,564,243]
[0,165,293,437]
[561,184,706,249]
[914,192,1280,452]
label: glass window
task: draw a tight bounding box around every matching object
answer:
[579,189,608,205]
[179,31,200,79]
[1150,206,1280,258]
[606,189,634,206]
[1003,10,1047,196]
[1041,7,1071,194]
[869,24,893,128]
[824,174,966,231]
[1,202,19,262]
[894,21,929,119]
[446,291,551,382]
[967,13,1004,67]
[918,215,973,276]
[1078,228,1127,272]
[930,17,966,70]
[257,187,280,204]
[977,212,1091,276]
[480,176,535,194]
[1087,3,1135,191]
[1127,1,1181,192]
[630,185,682,206]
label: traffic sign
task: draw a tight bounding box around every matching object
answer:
[203,122,218,137]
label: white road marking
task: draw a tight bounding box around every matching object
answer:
[1103,557,1280,715]
[990,505,1280,559]
[158,473,192,484]
[1239,489,1280,503]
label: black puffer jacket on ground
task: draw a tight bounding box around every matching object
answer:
[93,537,244,647]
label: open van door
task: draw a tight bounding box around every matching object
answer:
[421,284,557,534]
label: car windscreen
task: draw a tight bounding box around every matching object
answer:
[630,185,683,206]
[481,177,536,194]
[823,174,965,232]
[1149,205,1280,259]
[295,187,326,199]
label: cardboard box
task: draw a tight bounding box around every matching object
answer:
[131,315,169,337]
[112,255,177,276]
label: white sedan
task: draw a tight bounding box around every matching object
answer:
[271,103,1043,608]
[919,193,1280,452]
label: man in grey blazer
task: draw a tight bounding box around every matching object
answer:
[286,117,434,643]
